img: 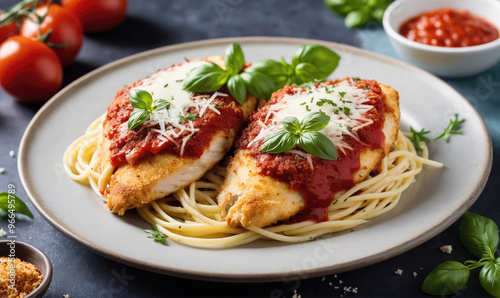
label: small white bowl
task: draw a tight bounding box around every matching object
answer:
[383,0,500,77]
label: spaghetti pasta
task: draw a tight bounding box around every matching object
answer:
[64,115,442,249]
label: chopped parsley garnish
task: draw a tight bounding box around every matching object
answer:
[338,91,347,98]
[179,112,198,124]
[164,83,169,88]
[145,225,168,245]
[435,114,465,142]
[176,79,184,83]
[214,103,225,108]
[316,98,336,107]
[352,77,361,81]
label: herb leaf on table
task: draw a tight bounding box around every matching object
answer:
[423,212,500,297]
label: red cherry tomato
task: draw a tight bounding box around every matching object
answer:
[20,4,83,67]
[61,0,127,33]
[0,21,18,44]
[0,36,63,103]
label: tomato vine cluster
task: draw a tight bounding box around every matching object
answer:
[0,0,127,103]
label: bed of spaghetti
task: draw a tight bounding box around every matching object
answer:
[64,114,442,249]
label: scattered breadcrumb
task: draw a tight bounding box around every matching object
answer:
[0,229,5,238]
[9,151,15,158]
[0,168,5,174]
[334,286,339,289]
[344,286,352,292]
[321,276,325,281]
[334,274,338,278]
[292,289,301,298]
[339,280,343,284]
[440,245,452,254]
[395,269,403,275]
[329,282,332,286]
[352,287,358,294]
[413,271,418,277]
[0,257,43,298]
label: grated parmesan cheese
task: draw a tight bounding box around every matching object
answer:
[395,269,403,275]
[249,80,374,156]
[440,245,453,254]
[0,167,4,174]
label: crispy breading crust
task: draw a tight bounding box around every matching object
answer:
[106,131,235,215]
[96,56,257,215]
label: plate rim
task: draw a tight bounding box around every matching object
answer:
[18,36,493,282]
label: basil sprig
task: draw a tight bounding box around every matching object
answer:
[127,89,170,130]
[0,192,33,219]
[183,43,340,103]
[422,212,500,297]
[183,43,275,104]
[262,112,337,160]
[324,0,394,28]
[247,44,340,88]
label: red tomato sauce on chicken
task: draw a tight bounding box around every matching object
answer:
[399,8,499,47]
[238,79,387,223]
[104,78,244,168]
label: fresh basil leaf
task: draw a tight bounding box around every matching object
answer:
[154,99,170,110]
[282,116,301,134]
[294,62,320,85]
[345,9,370,28]
[128,109,150,130]
[371,7,386,22]
[301,112,331,132]
[324,0,355,16]
[0,192,33,219]
[460,212,499,259]
[129,89,153,110]
[422,261,470,296]
[246,59,292,89]
[299,131,337,160]
[480,259,500,298]
[240,71,276,100]
[291,44,340,80]
[225,43,245,75]
[183,62,230,92]
[227,74,247,104]
[262,129,298,154]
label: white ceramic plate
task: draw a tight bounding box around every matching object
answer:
[19,37,492,282]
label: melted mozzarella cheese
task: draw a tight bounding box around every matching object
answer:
[250,80,374,155]
[124,61,228,156]
[135,60,207,111]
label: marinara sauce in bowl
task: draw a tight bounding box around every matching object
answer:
[383,0,500,77]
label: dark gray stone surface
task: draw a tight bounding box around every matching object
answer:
[0,0,499,297]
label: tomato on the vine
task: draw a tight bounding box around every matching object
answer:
[62,0,127,33]
[20,4,83,67]
[0,21,18,44]
[0,36,63,103]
